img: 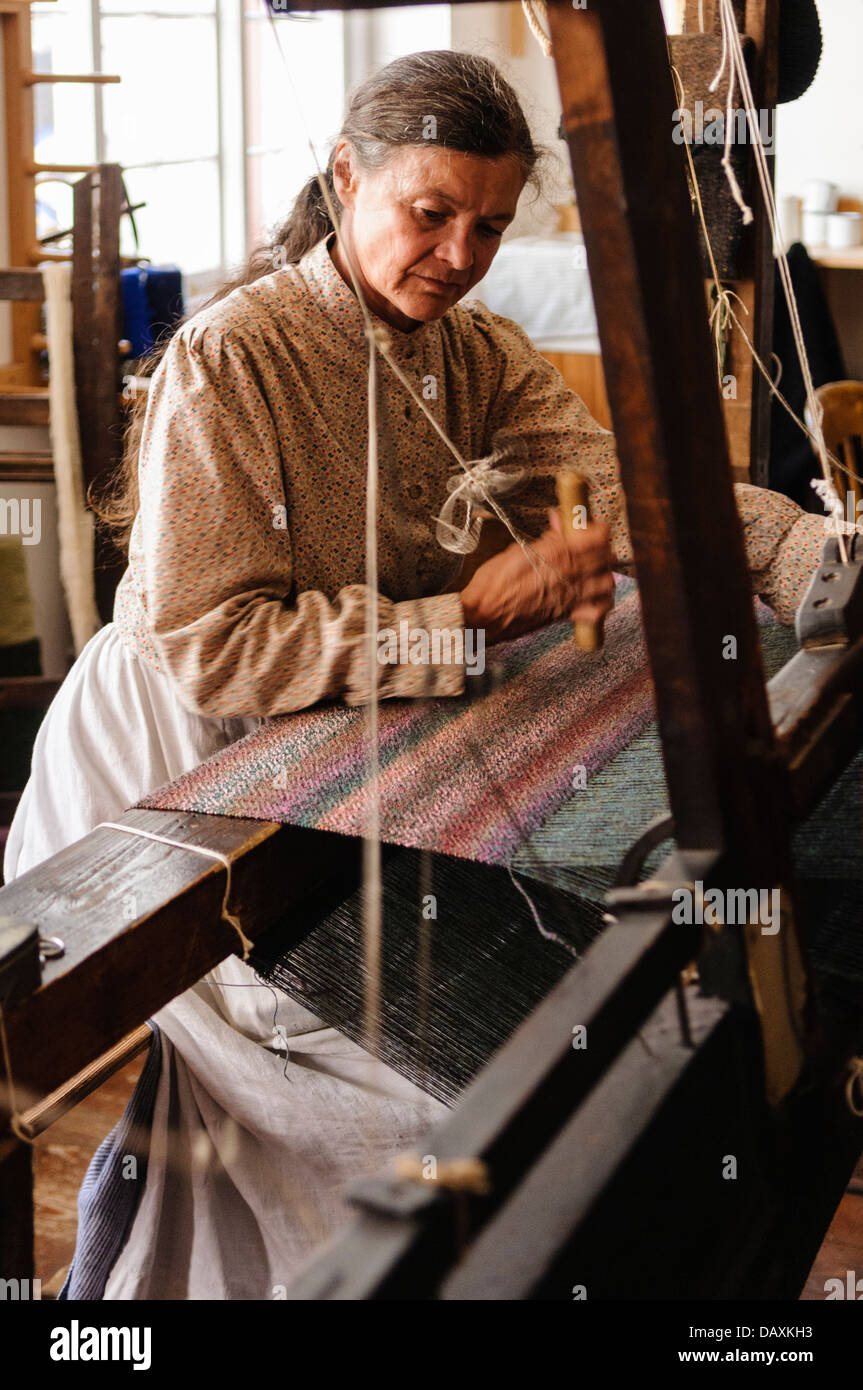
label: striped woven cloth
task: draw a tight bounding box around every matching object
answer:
[137,577,783,867]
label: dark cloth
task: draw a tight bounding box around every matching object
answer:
[769,242,846,509]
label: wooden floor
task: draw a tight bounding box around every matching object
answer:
[31,1059,863,1300]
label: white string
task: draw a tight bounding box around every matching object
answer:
[710,0,753,226]
[521,0,553,57]
[264,9,540,573]
[93,821,254,960]
[507,866,580,959]
[711,0,848,561]
[435,455,526,554]
[671,65,862,508]
[363,345,382,1057]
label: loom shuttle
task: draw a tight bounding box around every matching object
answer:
[556,470,605,652]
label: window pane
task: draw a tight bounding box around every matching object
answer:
[35,179,75,244]
[244,4,344,247]
[31,4,97,169]
[101,17,219,166]
[121,160,221,275]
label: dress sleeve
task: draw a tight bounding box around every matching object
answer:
[137,323,465,718]
[472,307,826,625]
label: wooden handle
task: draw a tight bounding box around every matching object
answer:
[556,470,605,653]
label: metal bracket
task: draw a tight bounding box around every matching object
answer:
[795,532,863,649]
[611,813,676,890]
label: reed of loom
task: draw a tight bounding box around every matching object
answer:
[556,469,605,652]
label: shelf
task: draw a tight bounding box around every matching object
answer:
[809,245,863,271]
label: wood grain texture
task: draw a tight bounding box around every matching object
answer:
[547,0,807,1102]
[0,391,49,426]
[0,808,363,1100]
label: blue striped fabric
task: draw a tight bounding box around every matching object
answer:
[58,1024,163,1301]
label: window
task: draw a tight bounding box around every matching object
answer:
[29,0,348,298]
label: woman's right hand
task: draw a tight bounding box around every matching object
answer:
[458,510,614,646]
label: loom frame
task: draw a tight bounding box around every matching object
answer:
[1,0,863,1300]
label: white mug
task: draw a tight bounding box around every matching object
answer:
[803,179,839,213]
[802,210,829,245]
[826,211,863,250]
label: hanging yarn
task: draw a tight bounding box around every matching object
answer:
[711,0,848,561]
[435,454,526,554]
[93,822,254,960]
[521,0,553,58]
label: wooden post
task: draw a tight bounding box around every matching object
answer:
[73,165,126,624]
[1,1,41,387]
[547,0,808,1103]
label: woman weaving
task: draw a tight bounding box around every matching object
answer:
[4,51,829,1298]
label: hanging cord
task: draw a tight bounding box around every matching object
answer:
[521,0,553,57]
[671,65,863,516]
[710,0,848,561]
[263,8,584,1060]
[93,822,254,960]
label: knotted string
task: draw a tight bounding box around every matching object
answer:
[711,0,848,561]
[435,454,526,555]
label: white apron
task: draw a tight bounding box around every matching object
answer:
[3,622,445,1299]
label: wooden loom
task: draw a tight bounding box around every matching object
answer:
[2,0,863,1298]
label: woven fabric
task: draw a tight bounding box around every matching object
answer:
[136,583,802,870]
[137,577,658,864]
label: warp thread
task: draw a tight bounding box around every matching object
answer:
[93,822,254,960]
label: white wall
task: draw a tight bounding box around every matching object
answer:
[775,0,863,377]
[450,3,568,237]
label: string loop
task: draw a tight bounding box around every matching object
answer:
[94,822,254,960]
[435,455,526,555]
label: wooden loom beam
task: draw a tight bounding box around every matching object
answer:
[547,0,808,1103]
[1,0,862,1296]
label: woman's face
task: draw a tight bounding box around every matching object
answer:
[330,142,523,331]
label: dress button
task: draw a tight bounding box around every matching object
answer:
[407,482,423,500]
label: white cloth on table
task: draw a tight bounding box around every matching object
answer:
[3,622,446,1299]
